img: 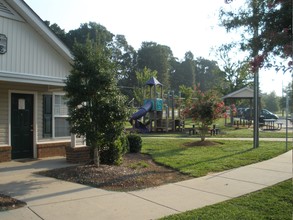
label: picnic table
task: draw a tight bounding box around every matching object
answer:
[263,119,282,131]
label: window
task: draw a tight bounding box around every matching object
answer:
[54,95,68,115]
[54,95,70,137]
[43,94,70,138]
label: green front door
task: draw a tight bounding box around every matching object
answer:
[11,93,34,159]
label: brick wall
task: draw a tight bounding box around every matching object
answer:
[0,146,11,162]
[37,142,69,158]
[66,146,91,164]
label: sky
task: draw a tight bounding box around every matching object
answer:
[25,0,292,96]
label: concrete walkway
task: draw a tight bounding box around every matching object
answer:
[0,150,292,220]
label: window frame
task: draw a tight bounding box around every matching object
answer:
[43,93,70,139]
[53,93,70,138]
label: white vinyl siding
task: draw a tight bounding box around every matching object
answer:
[0,83,8,145]
[0,16,71,83]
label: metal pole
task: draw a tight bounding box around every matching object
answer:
[252,0,259,148]
[285,91,289,151]
[253,69,259,148]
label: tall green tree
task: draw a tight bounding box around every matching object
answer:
[170,51,196,93]
[64,39,128,166]
[195,57,226,93]
[137,42,174,90]
[113,35,138,98]
[66,22,114,50]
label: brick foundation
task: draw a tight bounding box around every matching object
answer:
[0,146,11,162]
[37,142,69,158]
[66,146,91,164]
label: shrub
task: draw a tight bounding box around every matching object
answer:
[100,138,124,165]
[127,134,142,153]
[120,133,129,154]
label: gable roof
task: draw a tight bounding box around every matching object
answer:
[145,77,163,86]
[222,87,260,99]
[4,0,73,62]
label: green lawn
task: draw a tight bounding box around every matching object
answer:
[136,119,292,219]
[160,179,292,220]
[182,117,292,138]
[142,138,291,177]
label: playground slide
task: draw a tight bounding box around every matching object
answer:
[130,101,152,122]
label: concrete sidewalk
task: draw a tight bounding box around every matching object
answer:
[0,150,292,220]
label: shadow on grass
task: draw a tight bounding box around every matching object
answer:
[145,144,256,176]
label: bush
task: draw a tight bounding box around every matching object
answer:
[120,134,129,154]
[100,138,124,165]
[127,134,142,153]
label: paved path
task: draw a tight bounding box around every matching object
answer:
[0,150,292,220]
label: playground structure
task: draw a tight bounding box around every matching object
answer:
[129,77,184,133]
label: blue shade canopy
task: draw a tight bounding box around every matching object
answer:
[145,77,162,86]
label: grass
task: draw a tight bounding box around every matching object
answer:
[128,161,149,169]
[160,179,292,220]
[142,138,291,177]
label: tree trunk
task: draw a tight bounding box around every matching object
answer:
[94,147,100,167]
[199,126,207,141]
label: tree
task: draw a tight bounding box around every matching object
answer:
[183,86,226,141]
[45,21,67,44]
[195,57,226,93]
[179,85,193,107]
[137,42,174,90]
[170,51,196,93]
[220,0,268,148]
[133,67,158,106]
[262,91,280,112]
[279,83,293,113]
[222,0,292,71]
[260,0,292,68]
[64,39,128,166]
[66,22,114,50]
[113,35,138,99]
[215,44,254,94]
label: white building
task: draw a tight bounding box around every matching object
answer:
[0,0,75,162]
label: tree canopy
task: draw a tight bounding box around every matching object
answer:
[221,0,292,72]
[137,42,174,90]
[45,0,291,105]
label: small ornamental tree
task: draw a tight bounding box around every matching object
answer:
[64,39,128,166]
[183,86,226,141]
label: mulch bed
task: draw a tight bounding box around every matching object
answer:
[0,194,26,212]
[37,153,192,191]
